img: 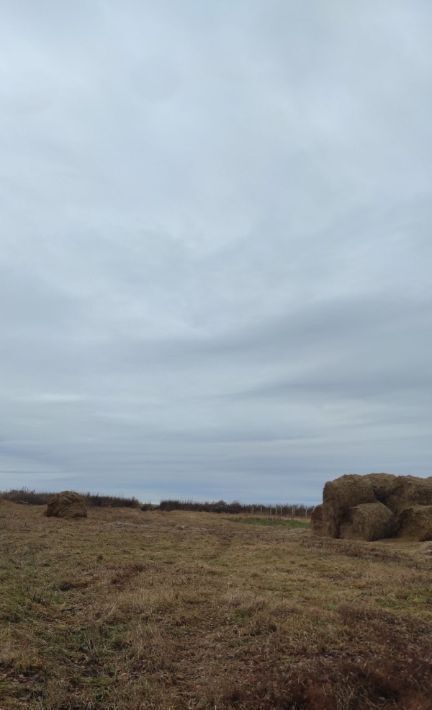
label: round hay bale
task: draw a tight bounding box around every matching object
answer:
[323,475,376,511]
[398,506,432,541]
[385,476,432,514]
[340,502,396,541]
[315,473,432,540]
[322,475,376,537]
[364,473,399,502]
[311,502,339,537]
[46,491,87,519]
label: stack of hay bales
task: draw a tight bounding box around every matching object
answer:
[312,474,432,541]
[46,491,87,519]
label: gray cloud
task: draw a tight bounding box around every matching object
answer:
[0,1,431,502]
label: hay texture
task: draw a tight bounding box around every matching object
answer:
[46,491,87,519]
[340,502,396,542]
[385,476,432,514]
[312,473,432,541]
[398,506,432,541]
[310,502,340,538]
[314,474,377,539]
[364,473,400,502]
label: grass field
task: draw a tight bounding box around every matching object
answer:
[1,501,432,709]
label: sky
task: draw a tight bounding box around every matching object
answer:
[1,1,431,504]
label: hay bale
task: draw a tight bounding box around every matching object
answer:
[323,475,376,511]
[46,491,87,519]
[385,476,432,514]
[398,506,432,541]
[311,503,339,537]
[315,473,432,540]
[364,473,400,502]
[322,475,376,537]
[340,502,396,541]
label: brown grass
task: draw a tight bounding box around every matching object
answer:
[0,501,432,709]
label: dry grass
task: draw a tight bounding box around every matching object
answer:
[0,501,432,709]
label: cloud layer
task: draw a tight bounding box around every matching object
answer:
[1,1,431,502]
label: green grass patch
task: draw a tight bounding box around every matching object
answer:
[226,517,310,528]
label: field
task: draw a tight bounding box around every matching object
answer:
[1,501,432,709]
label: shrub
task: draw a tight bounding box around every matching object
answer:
[1,488,140,509]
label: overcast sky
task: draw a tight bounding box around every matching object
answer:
[1,1,431,503]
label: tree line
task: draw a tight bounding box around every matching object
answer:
[1,489,313,516]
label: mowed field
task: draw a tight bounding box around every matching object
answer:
[1,502,432,710]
